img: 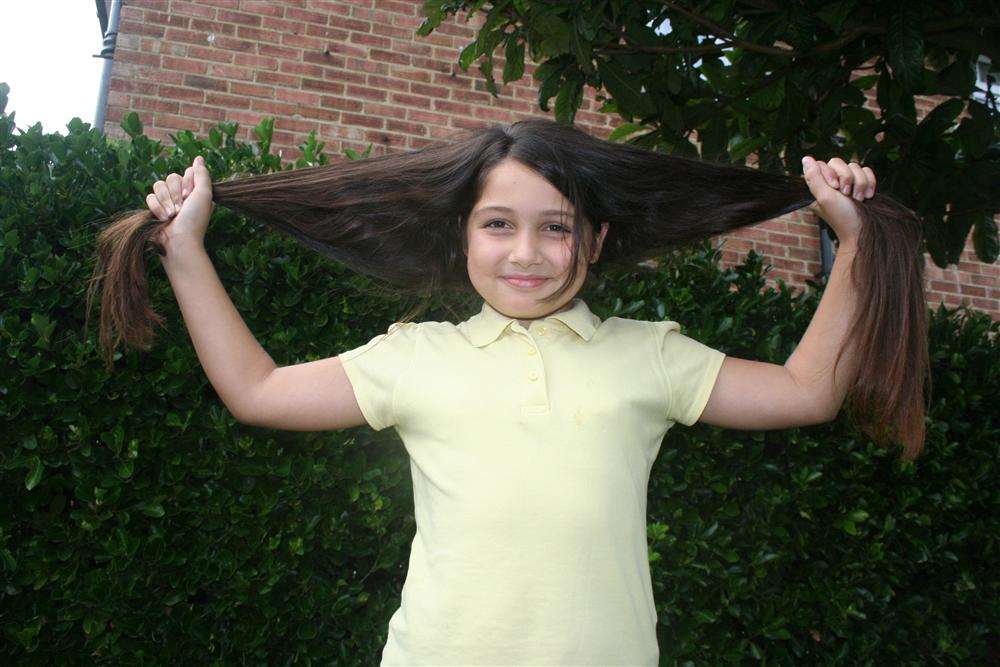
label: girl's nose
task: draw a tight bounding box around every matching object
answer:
[509,232,543,266]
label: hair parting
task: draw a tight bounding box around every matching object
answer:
[87,118,930,460]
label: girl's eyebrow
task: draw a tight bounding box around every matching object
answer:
[472,205,573,219]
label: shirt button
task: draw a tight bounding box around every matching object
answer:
[538,326,547,334]
[527,348,537,356]
[528,371,539,381]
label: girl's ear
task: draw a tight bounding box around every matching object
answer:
[589,222,609,263]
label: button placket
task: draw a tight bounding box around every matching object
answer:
[520,329,548,411]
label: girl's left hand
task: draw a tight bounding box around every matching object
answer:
[801,155,877,245]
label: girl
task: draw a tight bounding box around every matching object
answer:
[89,119,928,664]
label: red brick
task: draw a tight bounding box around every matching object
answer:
[391,40,434,57]
[190,18,235,35]
[392,66,432,83]
[371,21,411,39]
[212,35,257,51]
[143,69,186,85]
[162,56,208,74]
[120,19,166,38]
[171,0,217,19]
[276,88,322,106]
[320,95,363,112]
[158,84,206,102]
[262,16,307,33]
[154,113,201,131]
[117,50,162,68]
[217,9,262,26]
[109,77,157,95]
[241,1,287,17]
[227,110,266,126]
[236,26,282,44]
[304,23,351,40]
[349,31,391,48]
[281,60,327,78]
[363,128,406,147]
[251,99,300,115]
[432,99,471,115]
[255,70,301,87]
[186,46,235,63]
[164,27,212,46]
[231,82,275,98]
[374,0,417,14]
[184,74,229,92]
[322,42,368,59]
[370,48,410,66]
[282,32,329,50]
[366,74,409,93]
[410,83,450,98]
[324,67,366,85]
[387,91,432,108]
[234,53,279,70]
[336,17,374,32]
[342,112,385,128]
[205,92,252,109]
[259,43,302,59]
[132,96,180,113]
[286,7,331,24]
[768,232,801,246]
[273,118,320,133]
[347,56,389,74]
[452,88,494,105]
[208,64,254,81]
[959,284,987,297]
[386,119,428,135]
[347,84,388,101]
[302,78,346,94]
[472,105,515,123]
[179,103,227,120]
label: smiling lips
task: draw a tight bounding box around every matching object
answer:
[503,275,548,288]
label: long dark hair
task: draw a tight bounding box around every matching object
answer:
[87,118,929,461]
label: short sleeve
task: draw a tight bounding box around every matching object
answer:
[650,320,727,426]
[338,322,420,431]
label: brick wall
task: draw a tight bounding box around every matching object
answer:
[102,0,998,319]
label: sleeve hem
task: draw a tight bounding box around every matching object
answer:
[679,349,726,426]
[339,353,386,432]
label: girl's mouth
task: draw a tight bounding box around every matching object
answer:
[503,277,548,289]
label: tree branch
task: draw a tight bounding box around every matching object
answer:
[601,4,1000,61]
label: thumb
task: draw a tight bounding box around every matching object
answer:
[801,156,832,200]
[801,155,827,214]
[192,155,212,191]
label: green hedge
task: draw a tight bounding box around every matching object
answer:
[1,84,997,664]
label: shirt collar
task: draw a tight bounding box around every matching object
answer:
[461,297,601,347]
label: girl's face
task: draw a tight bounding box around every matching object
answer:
[464,158,609,325]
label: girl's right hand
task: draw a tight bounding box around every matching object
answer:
[147,155,214,248]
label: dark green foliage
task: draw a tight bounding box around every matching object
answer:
[420,0,1000,271]
[1,93,997,663]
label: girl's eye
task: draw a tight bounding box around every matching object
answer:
[485,220,570,233]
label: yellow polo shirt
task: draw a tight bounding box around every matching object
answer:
[339,297,726,665]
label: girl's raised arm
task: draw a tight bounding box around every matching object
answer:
[146,157,368,432]
[697,156,887,436]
